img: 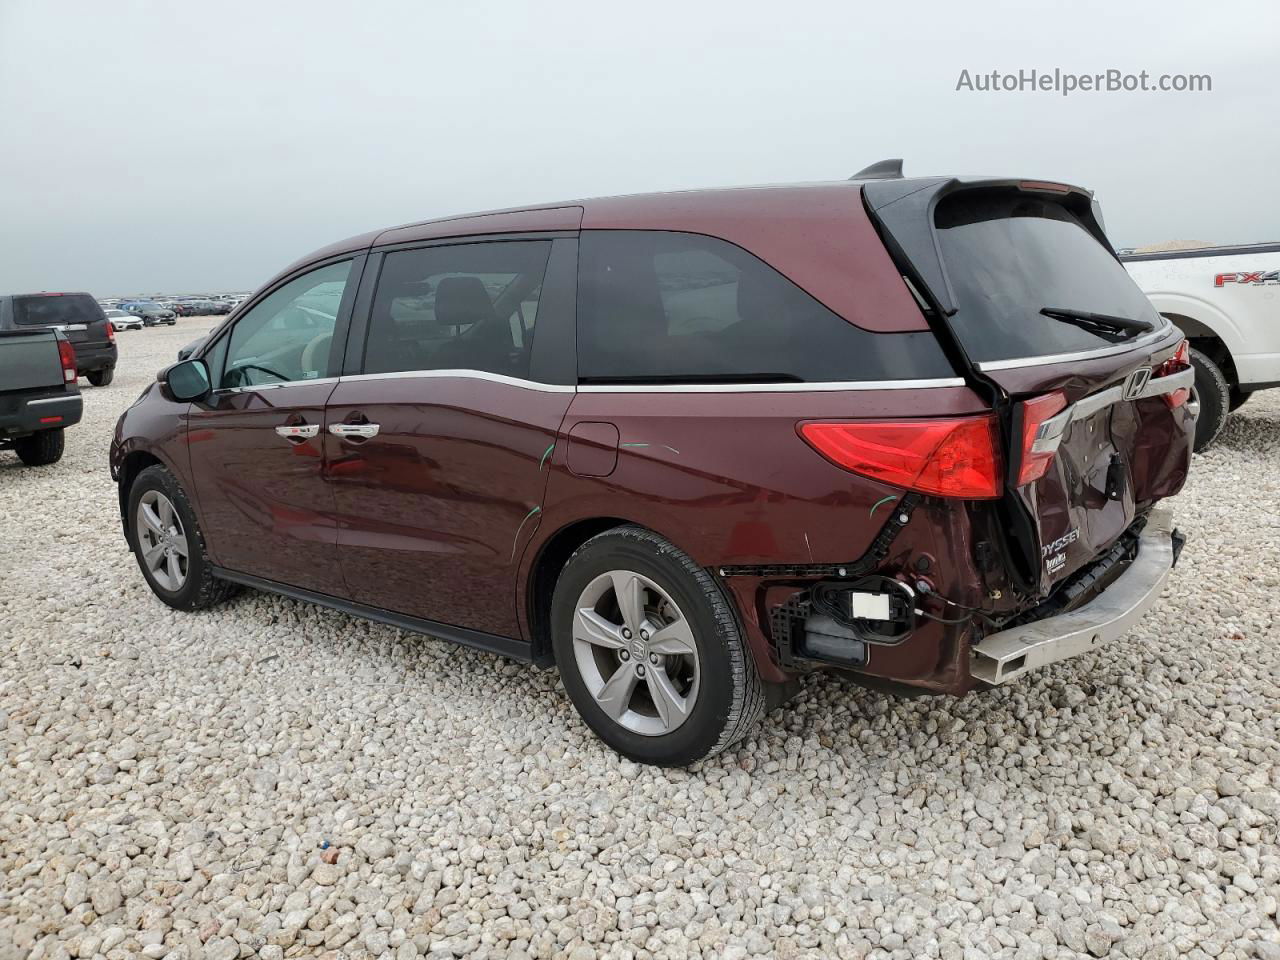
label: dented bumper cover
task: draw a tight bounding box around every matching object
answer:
[970,508,1177,685]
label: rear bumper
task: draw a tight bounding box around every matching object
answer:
[74,342,117,370]
[0,390,83,436]
[970,508,1176,685]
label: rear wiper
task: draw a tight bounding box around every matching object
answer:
[1039,307,1154,342]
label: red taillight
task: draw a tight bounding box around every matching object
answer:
[799,416,1002,499]
[1015,391,1068,487]
[39,416,63,424]
[106,322,115,341]
[1156,340,1191,408]
[57,338,77,382]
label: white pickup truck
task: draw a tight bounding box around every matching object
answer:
[1123,243,1280,450]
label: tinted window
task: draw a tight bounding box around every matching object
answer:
[576,231,953,383]
[935,191,1164,363]
[219,260,351,388]
[13,294,103,327]
[362,241,551,377]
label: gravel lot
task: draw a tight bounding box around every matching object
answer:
[1,318,1277,960]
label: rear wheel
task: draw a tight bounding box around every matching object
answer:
[13,429,64,466]
[128,465,237,610]
[1189,347,1229,452]
[551,525,765,766]
[87,366,114,387]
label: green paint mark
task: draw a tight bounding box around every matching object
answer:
[538,443,555,470]
[510,506,543,563]
[869,495,898,518]
[620,442,649,448]
[621,441,680,455]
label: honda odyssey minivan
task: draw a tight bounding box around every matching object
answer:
[111,164,1195,765]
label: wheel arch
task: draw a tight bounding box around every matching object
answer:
[524,516,633,666]
[116,449,167,546]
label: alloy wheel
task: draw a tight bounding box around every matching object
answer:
[136,490,189,591]
[571,569,700,736]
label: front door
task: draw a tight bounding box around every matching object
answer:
[187,258,359,596]
[327,238,577,638]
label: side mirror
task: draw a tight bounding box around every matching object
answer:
[160,358,211,402]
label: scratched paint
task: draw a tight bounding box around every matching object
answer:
[538,442,555,471]
[509,505,542,563]
[869,494,899,518]
[621,442,680,455]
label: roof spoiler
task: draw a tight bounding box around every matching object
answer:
[850,159,904,181]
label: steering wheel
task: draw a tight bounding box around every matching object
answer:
[230,362,290,386]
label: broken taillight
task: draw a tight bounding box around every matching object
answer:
[1014,391,1068,487]
[1155,340,1192,408]
[799,416,1002,499]
[57,338,77,382]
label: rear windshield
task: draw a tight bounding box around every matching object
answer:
[13,294,103,327]
[577,231,954,383]
[935,191,1163,363]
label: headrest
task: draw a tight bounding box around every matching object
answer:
[434,276,495,328]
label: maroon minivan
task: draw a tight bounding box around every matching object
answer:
[111,165,1195,765]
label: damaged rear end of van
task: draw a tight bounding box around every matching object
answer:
[764,174,1195,692]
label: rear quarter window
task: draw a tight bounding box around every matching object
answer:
[576,231,954,383]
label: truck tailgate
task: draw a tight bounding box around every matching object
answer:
[0,331,65,390]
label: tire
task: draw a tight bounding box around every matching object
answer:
[1228,388,1252,412]
[127,464,238,611]
[1189,347,1230,452]
[551,525,765,766]
[87,366,114,387]
[13,428,64,466]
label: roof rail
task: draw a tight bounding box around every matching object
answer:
[850,159,904,180]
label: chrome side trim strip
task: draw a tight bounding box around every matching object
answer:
[26,395,80,406]
[975,325,1173,372]
[576,378,967,393]
[337,370,576,393]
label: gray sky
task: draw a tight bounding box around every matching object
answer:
[2,0,1276,296]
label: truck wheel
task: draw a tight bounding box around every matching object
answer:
[13,428,64,466]
[128,464,238,610]
[1228,388,1252,412]
[551,525,765,766]
[87,366,114,387]
[1189,347,1230,452]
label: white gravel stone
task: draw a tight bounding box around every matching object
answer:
[1,318,1278,959]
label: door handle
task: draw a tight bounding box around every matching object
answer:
[275,424,319,440]
[329,423,380,439]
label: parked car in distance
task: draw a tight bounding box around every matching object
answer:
[105,309,144,331]
[121,301,177,326]
[1122,243,1280,449]
[112,166,1195,765]
[1,327,83,464]
[1,292,118,386]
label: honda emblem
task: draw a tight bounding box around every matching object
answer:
[1122,367,1152,401]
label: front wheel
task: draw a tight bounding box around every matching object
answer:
[13,428,64,466]
[1189,347,1229,452]
[128,465,237,610]
[551,525,765,766]
[87,366,114,387]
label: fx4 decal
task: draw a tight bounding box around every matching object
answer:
[1215,271,1280,287]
